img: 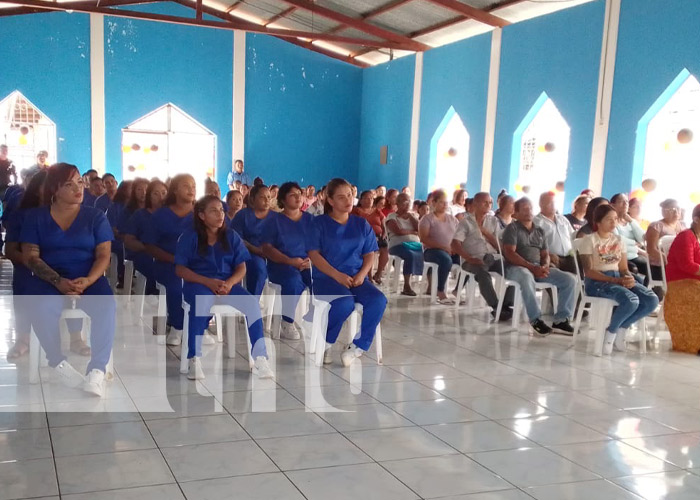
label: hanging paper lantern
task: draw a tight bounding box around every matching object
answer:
[132,143,141,151]
[537,145,546,153]
[630,188,648,202]
[514,182,523,193]
[677,128,693,144]
[555,181,565,192]
[641,178,657,193]
[447,147,457,157]
[137,163,145,170]
[690,191,700,205]
[544,142,556,153]
[18,135,27,145]
[150,145,159,152]
[122,145,132,153]
[127,165,136,172]
[522,185,531,194]
[143,148,151,154]
[20,126,29,136]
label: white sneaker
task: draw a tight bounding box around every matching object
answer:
[207,321,217,334]
[54,361,85,388]
[187,357,205,380]
[341,344,363,367]
[201,333,216,345]
[603,331,616,355]
[280,321,301,340]
[613,328,627,352]
[166,328,182,346]
[83,369,105,397]
[254,356,275,379]
[323,346,333,365]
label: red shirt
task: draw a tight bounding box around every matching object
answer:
[353,207,384,237]
[666,229,700,282]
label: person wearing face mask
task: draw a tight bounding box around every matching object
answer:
[307,178,387,367]
[143,174,196,346]
[123,179,168,295]
[175,195,274,380]
[231,184,277,296]
[261,182,314,340]
[579,204,659,354]
[645,199,686,301]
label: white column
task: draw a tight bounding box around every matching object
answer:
[233,31,246,164]
[407,52,423,194]
[481,28,502,193]
[89,13,106,174]
[589,0,621,194]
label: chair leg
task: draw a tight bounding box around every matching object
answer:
[348,309,359,345]
[271,293,282,340]
[215,313,224,343]
[375,323,383,365]
[29,328,40,384]
[572,299,587,347]
[124,260,134,297]
[639,318,648,354]
[244,316,254,371]
[156,284,167,336]
[180,302,189,375]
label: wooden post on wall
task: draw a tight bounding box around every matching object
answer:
[589,0,621,194]
[408,52,423,195]
[233,30,246,167]
[90,13,106,175]
[481,27,502,193]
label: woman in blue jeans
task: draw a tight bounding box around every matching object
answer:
[386,193,424,296]
[579,204,659,354]
[418,190,459,304]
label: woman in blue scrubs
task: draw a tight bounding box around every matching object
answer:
[123,179,167,296]
[261,182,313,340]
[175,195,274,380]
[307,178,387,367]
[143,174,195,346]
[106,181,133,288]
[94,173,118,213]
[20,163,115,397]
[231,184,276,296]
[5,170,47,360]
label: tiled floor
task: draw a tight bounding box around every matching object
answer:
[1,260,700,499]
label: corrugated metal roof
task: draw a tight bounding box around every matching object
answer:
[372,0,457,34]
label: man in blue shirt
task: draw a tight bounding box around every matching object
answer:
[227,159,250,189]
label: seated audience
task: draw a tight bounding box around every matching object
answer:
[646,198,686,300]
[535,192,576,274]
[611,193,647,277]
[565,195,589,233]
[484,194,514,242]
[353,192,388,284]
[449,189,467,217]
[225,189,244,222]
[386,193,423,296]
[577,197,609,237]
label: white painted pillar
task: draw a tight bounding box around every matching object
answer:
[89,14,106,174]
[233,31,246,164]
[481,28,502,193]
[589,0,621,194]
[407,52,423,195]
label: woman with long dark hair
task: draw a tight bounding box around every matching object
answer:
[307,178,387,366]
[106,180,133,287]
[576,197,609,238]
[143,174,196,346]
[20,163,115,396]
[261,182,313,339]
[123,179,167,295]
[175,195,273,380]
[231,184,276,295]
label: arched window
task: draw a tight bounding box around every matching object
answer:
[634,69,700,226]
[429,106,470,194]
[511,92,570,213]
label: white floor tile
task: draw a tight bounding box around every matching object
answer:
[257,433,371,470]
[0,458,58,500]
[389,398,486,425]
[51,420,156,457]
[0,426,53,461]
[179,472,305,500]
[344,426,457,461]
[146,414,249,448]
[526,479,643,500]
[499,415,611,446]
[424,421,533,453]
[317,403,414,432]
[63,484,186,500]
[622,432,700,469]
[235,408,336,439]
[613,471,700,500]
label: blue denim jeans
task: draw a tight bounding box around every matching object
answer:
[585,271,659,333]
[424,248,454,293]
[389,244,424,276]
[505,266,577,323]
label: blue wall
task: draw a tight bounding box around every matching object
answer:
[0,12,91,170]
[604,0,700,196]
[358,56,415,191]
[491,0,604,207]
[416,33,491,199]
[104,3,233,186]
[245,33,362,187]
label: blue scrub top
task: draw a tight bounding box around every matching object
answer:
[20,205,113,279]
[231,207,276,247]
[174,228,250,280]
[106,202,129,231]
[261,211,314,260]
[306,214,378,277]
[2,185,24,223]
[94,194,112,213]
[142,206,194,255]
[82,189,96,207]
[122,208,152,260]
[5,208,33,283]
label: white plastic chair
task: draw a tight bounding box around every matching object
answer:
[421,262,439,303]
[123,259,134,297]
[108,252,119,292]
[266,281,311,340]
[180,299,254,375]
[29,299,114,383]
[133,270,147,317]
[650,234,675,339]
[388,254,404,294]
[155,281,167,335]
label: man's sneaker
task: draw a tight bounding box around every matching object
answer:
[83,369,105,397]
[603,331,616,355]
[491,308,513,322]
[323,346,333,365]
[341,344,363,367]
[531,319,552,337]
[280,321,301,340]
[613,328,627,352]
[166,328,182,346]
[188,357,205,380]
[552,320,574,336]
[54,361,85,388]
[254,356,275,379]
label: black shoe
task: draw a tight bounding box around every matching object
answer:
[491,308,513,322]
[552,319,574,336]
[531,319,552,336]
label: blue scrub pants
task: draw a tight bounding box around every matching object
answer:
[268,264,311,323]
[389,244,424,276]
[25,276,116,373]
[312,275,387,352]
[12,265,32,335]
[244,255,268,296]
[585,271,659,333]
[155,261,184,330]
[184,282,266,359]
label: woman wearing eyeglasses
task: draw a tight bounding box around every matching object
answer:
[645,198,686,300]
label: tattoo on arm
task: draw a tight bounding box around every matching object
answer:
[25,244,61,284]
